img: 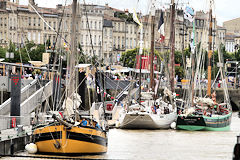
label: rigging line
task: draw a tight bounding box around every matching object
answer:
[51,0,68,110]
[82,0,97,63]
[8,2,25,75]
[52,0,68,67]
[56,74,87,111]
[20,36,55,113]
[28,3,70,47]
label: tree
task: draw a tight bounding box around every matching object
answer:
[3,41,45,63]
[120,48,138,68]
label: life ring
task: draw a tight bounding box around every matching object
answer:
[12,117,16,128]
[106,104,113,111]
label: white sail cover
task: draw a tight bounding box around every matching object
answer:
[62,93,82,118]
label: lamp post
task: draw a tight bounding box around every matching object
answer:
[234,44,239,88]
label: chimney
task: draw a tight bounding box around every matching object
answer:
[28,0,35,6]
[56,4,62,10]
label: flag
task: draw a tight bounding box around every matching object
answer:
[184,6,194,22]
[133,9,142,27]
[158,11,165,43]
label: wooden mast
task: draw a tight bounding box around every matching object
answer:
[207,0,213,96]
[150,2,156,91]
[67,0,77,99]
[170,0,175,92]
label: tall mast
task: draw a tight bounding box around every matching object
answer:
[207,0,213,96]
[138,26,143,105]
[150,0,156,91]
[170,0,175,92]
[67,0,77,98]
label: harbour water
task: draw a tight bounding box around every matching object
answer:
[3,112,240,160]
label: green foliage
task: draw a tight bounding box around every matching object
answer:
[0,47,6,58]
[120,48,138,68]
[3,41,45,63]
[114,12,134,23]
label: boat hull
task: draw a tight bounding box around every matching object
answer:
[119,111,177,129]
[33,125,107,155]
[176,112,232,131]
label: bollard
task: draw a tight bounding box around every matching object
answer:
[233,135,240,160]
[17,125,23,135]
[10,142,14,155]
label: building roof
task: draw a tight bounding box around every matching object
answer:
[104,14,124,22]
[223,17,240,24]
[225,33,237,40]
[103,19,113,27]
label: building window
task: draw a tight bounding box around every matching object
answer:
[130,38,132,48]
[53,36,56,45]
[122,37,124,48]
[85,35,88,45]
[90,21,92,29]
[33,32,36,42]
[9,18,12,28]
[126,38,128,48]
[98,35,101,45]
[33,17,36,26]
[38,32,40,43]
[104,28,107,37]
[53,22,56,30]
[118,36,120,47]
[28,17,31,26]
[44,22,46,30]
[94,35,96,45]
[81,21,84,29]
[109,29,112,38]
[49,22,51,30]
[99,21,101,30]
[38,18,41,26]
[95,21,97,29]
[28,32,31,40]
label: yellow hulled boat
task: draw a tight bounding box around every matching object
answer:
[33,118,108,155]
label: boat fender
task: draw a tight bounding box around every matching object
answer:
[25,143,37,154]
[170,122,176,129]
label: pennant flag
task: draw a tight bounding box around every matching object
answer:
[184,6,194,22]
[158,11,165,43]
[133,9,142,27]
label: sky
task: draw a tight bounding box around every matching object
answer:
[19,0,240,26]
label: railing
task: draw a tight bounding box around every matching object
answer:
[0,115,31,130]
[0,80,52,130]
[0,79,39,115]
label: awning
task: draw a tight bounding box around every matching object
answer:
[75,64,91,68]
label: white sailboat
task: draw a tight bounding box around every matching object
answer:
[117,1,177,129]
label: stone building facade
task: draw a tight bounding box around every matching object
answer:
[0,0,228,64]
[223,18,240,35]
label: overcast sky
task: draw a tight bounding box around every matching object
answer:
[20,0,240,26]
